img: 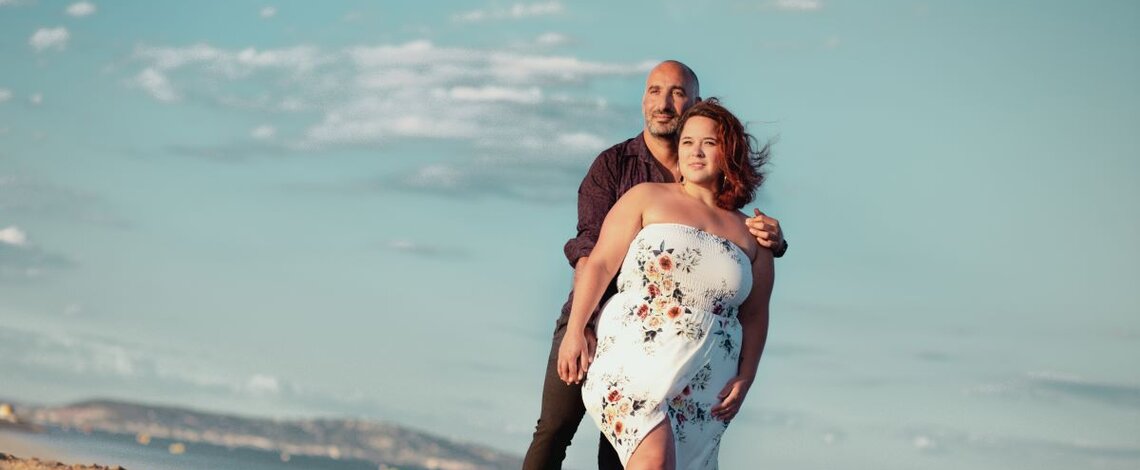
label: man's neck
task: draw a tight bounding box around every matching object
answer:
[642,129,680,181]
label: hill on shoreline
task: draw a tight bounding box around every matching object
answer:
[3,398,520,470]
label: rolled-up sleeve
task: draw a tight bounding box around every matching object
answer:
[563,150,619,267]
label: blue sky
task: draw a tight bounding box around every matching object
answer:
[1,1,1138,468]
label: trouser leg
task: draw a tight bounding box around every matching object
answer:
[597,431,624,469]
[522,324,586,470]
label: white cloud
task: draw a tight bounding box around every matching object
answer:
[772,0,822,11]
[278,97,306,111]
[245,374,280,394]
[535,32,570,47]
[347,40,471,68]
[557,132,606,152]
[133,43,222,69]
[385,239,465,257]
[29,27,70,52]
[407,165,463,189]
[251,124,276,140]
[0,226,28,246]
[1,324,291,398]
[305,104,480,144]
[0,88,12,103]
[65,1,96,17]
[823,36,841,49]
[129,40,649,154]
[29,93,43,105]
[134,67,178,102]
[134,44,327,77]
[509,1,563,18]
[444,86,541,104]
[260,6,276,18]
[0,0,28,6]
[488,54,652,83]
[454,1,564,22]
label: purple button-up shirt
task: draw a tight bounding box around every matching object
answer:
[557,133,676,324]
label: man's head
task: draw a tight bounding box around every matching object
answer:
[642,60,701,138]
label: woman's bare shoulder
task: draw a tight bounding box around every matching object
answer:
[730,210,766,262]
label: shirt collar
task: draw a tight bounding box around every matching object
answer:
[629,132,676,183]
[629,132,655,164]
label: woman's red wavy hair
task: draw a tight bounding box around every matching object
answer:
[677,98,771,210]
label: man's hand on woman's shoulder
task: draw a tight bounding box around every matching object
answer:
[745,208,787,257]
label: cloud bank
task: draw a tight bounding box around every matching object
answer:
[454,1,565,22]
[129,40,648,148]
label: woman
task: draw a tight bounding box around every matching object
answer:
[557,98,774,469]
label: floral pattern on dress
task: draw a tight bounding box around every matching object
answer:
[619,239,714,353]
[583,224,754,469]
[711,316,742,360]
[596,334,616,355]
[667,363,714,443]
[592,373,654,449]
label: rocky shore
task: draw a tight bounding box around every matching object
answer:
[0,453,125,470]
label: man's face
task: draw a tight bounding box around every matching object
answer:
[642,63,698,138]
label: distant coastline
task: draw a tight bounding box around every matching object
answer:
[0,398,520,470]
[0,452,125,470]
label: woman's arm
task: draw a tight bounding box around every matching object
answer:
[711,248,775,421]
[557,184,653,384]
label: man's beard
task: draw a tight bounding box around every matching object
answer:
[645,112,680,137]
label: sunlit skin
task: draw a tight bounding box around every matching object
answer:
[557,115,776,470]
[642,62,698,139]
[677,116,724,188]
[640,61,699,182]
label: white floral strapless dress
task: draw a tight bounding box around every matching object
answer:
[582,223,752,469]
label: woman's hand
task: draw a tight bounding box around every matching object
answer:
[557,330,594,385]
[711,375,753,422]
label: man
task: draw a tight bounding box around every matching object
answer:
[522,60,787,470]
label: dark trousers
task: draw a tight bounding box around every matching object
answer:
[522,321,623,470]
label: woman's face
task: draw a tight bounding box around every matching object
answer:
[678,116,725,186]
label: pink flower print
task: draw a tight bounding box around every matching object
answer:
[645,262,661,279]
